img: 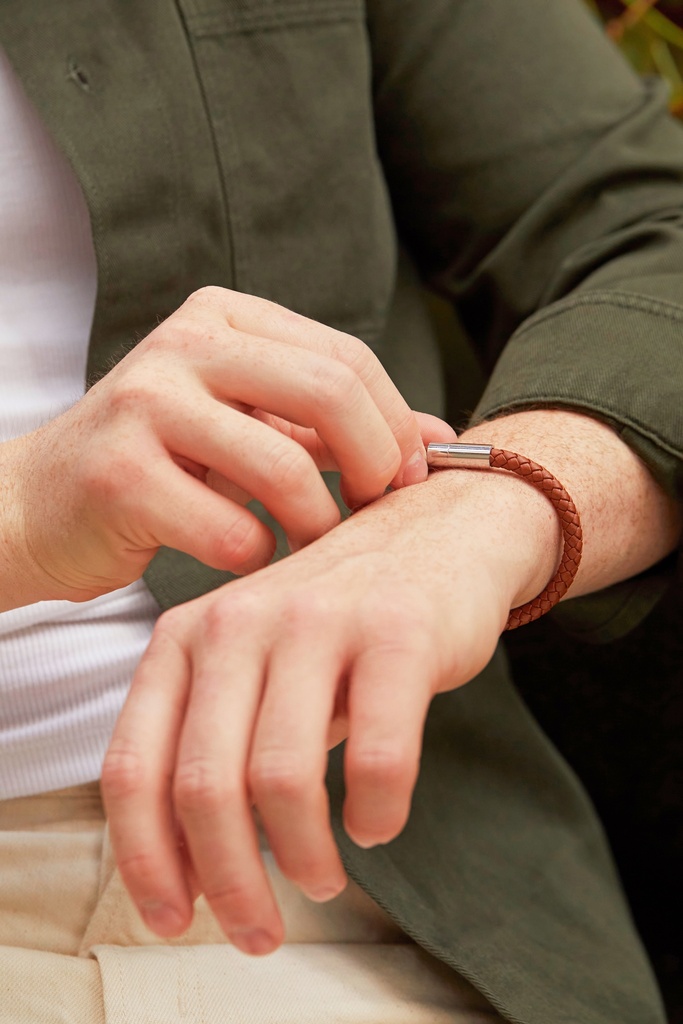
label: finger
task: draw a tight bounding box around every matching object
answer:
[342,645,433,849]
[386,411,459,492]
[247,413,337,473]
[205,470,253,508]
[248,620,348,902]
[173,603,284,955]
[252,411,458,476]
[162,398,341,550]
[187,331,403,509]
[413,412,459,446]
[179,288,428,493]
[174,457,259,508]
[137,458,277,574]
[101,616,195,937]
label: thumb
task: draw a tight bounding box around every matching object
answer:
[387,411,458,492]
[413,411,458,446]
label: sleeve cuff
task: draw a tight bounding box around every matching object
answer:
[471,290,683,639]
[473,289,683,496]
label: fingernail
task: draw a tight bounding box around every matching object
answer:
[141,900,186,936]
[401,450,428,487]
[306,882,346,903]
[229,928,277,956]
[353,837,379,850]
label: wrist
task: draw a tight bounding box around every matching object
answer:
[401,455,564,618]
[457,407,681,600]
[0,437,54,611]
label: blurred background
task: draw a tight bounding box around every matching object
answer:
[587,0,683,115]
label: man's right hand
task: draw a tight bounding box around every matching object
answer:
[0,286,450,610]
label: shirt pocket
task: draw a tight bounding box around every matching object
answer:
[177,0,396,345]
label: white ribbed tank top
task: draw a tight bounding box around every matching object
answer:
[0,46,159,798]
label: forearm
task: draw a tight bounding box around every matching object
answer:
[426,408,680,612]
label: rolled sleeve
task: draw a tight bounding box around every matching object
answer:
[473,290,683,498]
[473,291,683,641]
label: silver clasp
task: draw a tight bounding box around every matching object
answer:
[426,442,492,467]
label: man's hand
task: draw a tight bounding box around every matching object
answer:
[0,287,452,611]
[101,440,560,956]
[101,409,681,956]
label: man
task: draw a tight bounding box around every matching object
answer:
[0,1,681,1021]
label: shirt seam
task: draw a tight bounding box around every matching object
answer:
[475,395,683,463]
[187,1,361,36]
[513,289,683,340]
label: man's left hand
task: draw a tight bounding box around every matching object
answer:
[101,453,558,955]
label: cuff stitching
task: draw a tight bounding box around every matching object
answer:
[514,289,683,341]
[476,396,683,463]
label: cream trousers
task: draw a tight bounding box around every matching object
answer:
[0,782,502,1024]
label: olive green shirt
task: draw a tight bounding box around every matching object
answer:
[1,2,681,1021]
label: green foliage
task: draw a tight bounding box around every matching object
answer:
[587,0,683,114]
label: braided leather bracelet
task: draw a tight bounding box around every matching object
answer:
[426,443,583,631]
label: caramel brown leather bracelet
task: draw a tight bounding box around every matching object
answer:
[426,443,583,631]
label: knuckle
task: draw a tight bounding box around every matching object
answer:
[153,606,186,643]
[272,301,306,326]
[180,286,259,334]
[282,592,333,633]
[198,591,260,646]
[203,877,260,922]
[212,514,267,573]
[249,753,311,804]
[183,285,229,310]
[175,287,243,335]
[195,599,230,649]
[174,759,242,816]
[327,331,370,372]
[249,294,294,324]
[265,442,311,493]
[347,746,411,789]
[115,847,163,890]
[310,360,360,416]
[101,745,149,802]
[151,319,225,365]
[106,373,162,417]
[144,610,189,664]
